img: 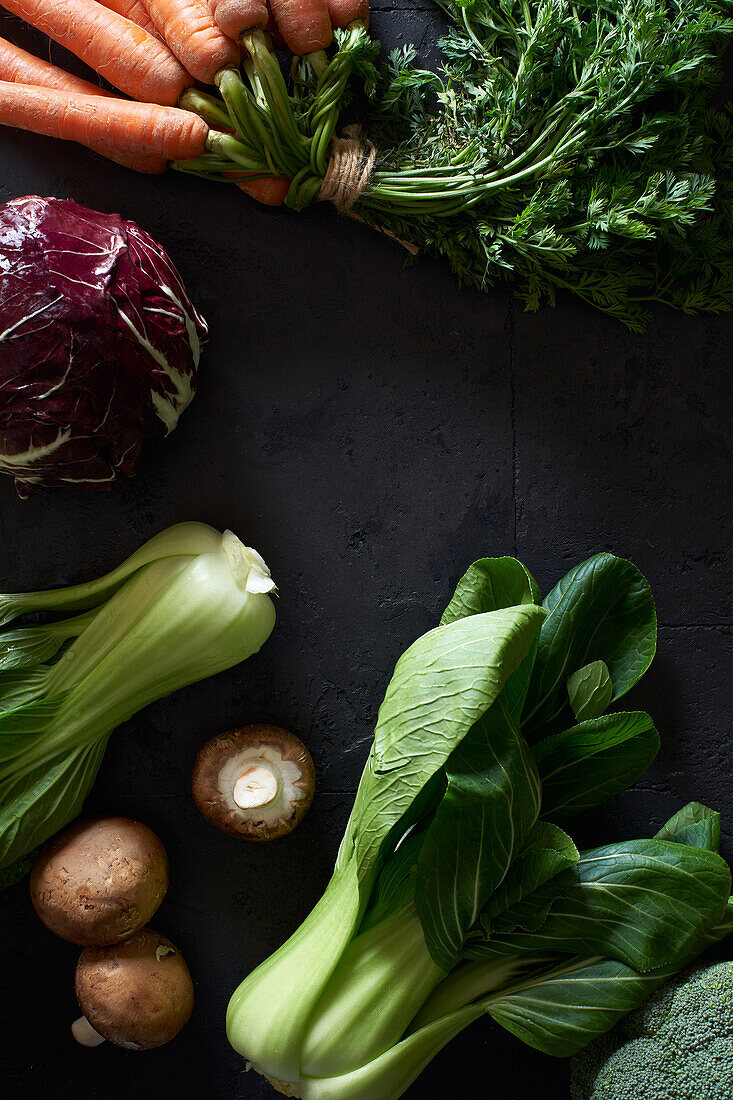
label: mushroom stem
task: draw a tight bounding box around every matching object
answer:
[72,1015,106,1047]
[191,725,316,840]
[233,764,279,809]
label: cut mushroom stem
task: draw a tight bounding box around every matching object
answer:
[192,725,315,840]
[233,764,279,809]
[72,1016,106,1047]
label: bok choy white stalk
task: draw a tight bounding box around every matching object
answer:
[0,523,276,883]
[227,553,732,1100]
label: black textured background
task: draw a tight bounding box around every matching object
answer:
[0,5,731,1099]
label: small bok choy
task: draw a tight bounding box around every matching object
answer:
[227,553,732,1100]
[0,522,276,884]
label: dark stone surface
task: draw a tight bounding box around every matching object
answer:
[0,8,731,1100]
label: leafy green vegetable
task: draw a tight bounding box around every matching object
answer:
[522,554,657,740]
[226,553,730,1100]
[358,0,733,328]
[228,603,544,1083]
[176,2,733,328]
[568,661,613,722]
[655,801,721,852]
[440,556,540,724]
[480,821,579,935]
[486,956,668,1058]
[534,712,660,821]
[469,840,731,971]
[346,605,545,875]
[440,558,540,624]
[416,700,541,969]
[0,524,276,874]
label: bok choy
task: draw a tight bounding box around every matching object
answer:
[227,553,732,1099]
[0,522,276,884]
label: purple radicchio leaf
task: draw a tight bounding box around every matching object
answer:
[0,195,208,497]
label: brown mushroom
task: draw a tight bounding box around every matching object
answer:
[30,817,168,946]
[73,928,194,1050]
[191,724,315,841]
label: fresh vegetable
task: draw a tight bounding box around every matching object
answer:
[0,522,276,882]
[0,196,207,495]
[0,35,109,95]
[0,84,207,162]
[99,0,161,36]
[74,928,194,1049]
[141,0,241,84]
[267,0,332,54]
[2,0,732,324]
[192,725,315,840]
[571,960,733,1100]
[173,0,733,327]
[211,0,269,40]
[345,0,733,329]
[324,0,368,30]
[1,0,193,105]
[30,817,169,945]
[231,174,292,206]
[0,38,170,172]
[225,553,732,1099]
[567,661,613,723]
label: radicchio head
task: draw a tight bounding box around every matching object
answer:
[0,196,208,496]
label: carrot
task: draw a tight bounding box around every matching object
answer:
[100,0,161,37]
[0,36,109,96]
[0,81,208,163]
[325,0,368,29]
[266,0,332,54]
[141,0,240,83]
[223,171,290,204]
[1,0,192,105]
[0,39,168,171]
[211,0,268,40]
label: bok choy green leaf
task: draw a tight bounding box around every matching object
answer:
[228,602,545,1083]
[226,552,730,1100]
[521,554,657,739]
[534,711,661,821]
[415,700,541,970]
[0,523,276,877]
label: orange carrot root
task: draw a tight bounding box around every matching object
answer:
[99,0,162,36]
[141,0,241,83]
[212,0,268,39]
[0,38,169,171]
[267,0,332,54]
[0,80,208,163]
[1,0,192,105]
[0,36,108,96]
[223,171,290,204]
[325,0,368,29]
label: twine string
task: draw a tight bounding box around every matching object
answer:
[318,124,420,255]
[318,123,376,213]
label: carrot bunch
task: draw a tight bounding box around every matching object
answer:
[0,0,372,202]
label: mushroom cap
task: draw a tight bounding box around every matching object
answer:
[30,817,168,946]
[191,724,315,841]
[75,928,194,1050]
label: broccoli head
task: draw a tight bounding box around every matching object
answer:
[570,961,733,1100]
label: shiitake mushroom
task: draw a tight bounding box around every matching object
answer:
[192,725,315,841]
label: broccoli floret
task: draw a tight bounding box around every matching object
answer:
[570,962,733,1100]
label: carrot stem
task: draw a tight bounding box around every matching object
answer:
[206,129,269,171]
[179,86,234,131]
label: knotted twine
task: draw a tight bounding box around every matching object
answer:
[318,123,376,214]
[318,124,419,255]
